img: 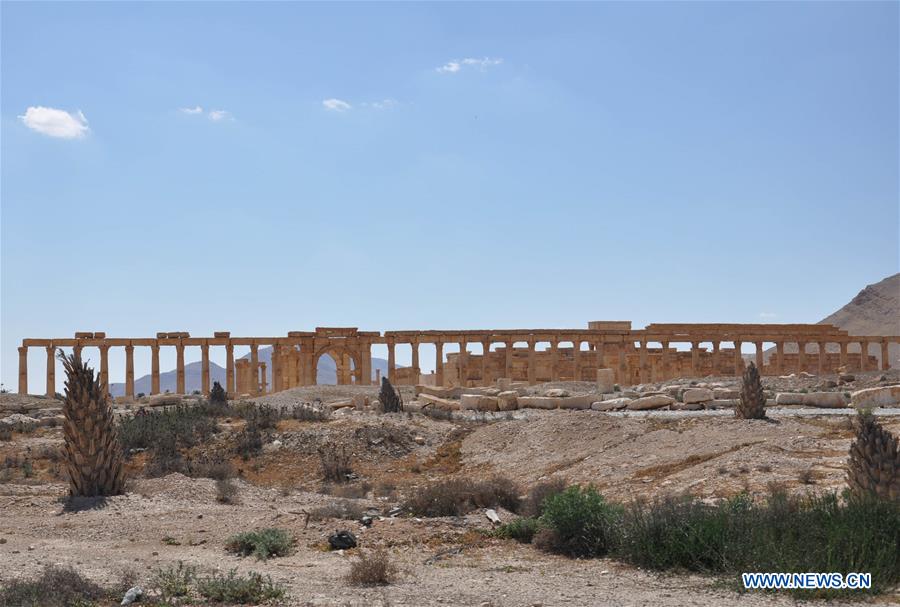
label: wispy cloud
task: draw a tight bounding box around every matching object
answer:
[322,98,352,112]
[19,106,89,139]
[758,312,777,319]
[179,106,234,121]
[436,57,503,74]
[364,98,398,110]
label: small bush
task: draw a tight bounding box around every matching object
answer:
[216,478,239,504]
[188,453,236,481]
[495,517,541,543]
[309,499,367,521]
[235,420,263,460]
[319,444,353,483]
[347,550,397,586]
[0,565,106,607]
[196,569,285,603]
[209,381,227,405]
[119,404,219,453]
[404,476,521,517]
[0,427,12,441]
[289,405,331,422]
[523,478,567,517]
[328,481,371,499]
[225,528,293,560]
[154,561,196,600]
[539,485,620,558]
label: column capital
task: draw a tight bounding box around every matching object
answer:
[125,344,134,353]
[18,346,27,354]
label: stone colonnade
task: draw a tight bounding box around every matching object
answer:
[17,323,899,397]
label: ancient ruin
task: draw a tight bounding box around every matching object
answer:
[18,322,898,397]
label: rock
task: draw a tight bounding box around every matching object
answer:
[851,385,900,408]
[775,392,806,406]
[620,390,639,398]
[839,373,856,382]
[713,388,739,400]
[148,394,182,407]
[556,395,595,410]
[626,395,675,411]
[352,394,369,410]
[591,398,631,411]
[517,396,559,410]
[817,380,838,390]
[418,393,459,411]
[496,391,518,411]
[121,587,143,606]
[413,436,426,445]
[682,388,714,404]
[801,392,849,408]
[360,516,373,527]
[596,369,615,394]
[706,399,738,409]
[461,394,492,411]
[328,530,357,550]
[403,401,424,413]
[671,402,703,411]
[485,509,501,525]
[0,414,39,432]
[543,389,570,398]
[263,440,283,453]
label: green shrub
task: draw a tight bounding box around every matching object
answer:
[539,485,620,558]
[196,569,285,603]
[154,561,196,600]
[495,517,541,543]
[119,404,219,452]
[225,528,293,560]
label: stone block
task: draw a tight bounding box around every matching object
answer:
[626,395,675,411]
[461,394,498,411]
[714,388,740,400]
[775,393,806,406]
[0,414,39,432]
[671,402,703,411]
[543,389,570,398]
[557,395,595,410]
[591,398,631,411]
[497,391,518,411]
[851,385,900,408]
[682,388,714,404]
[596,369,615,394]
[148,394,183,407]
[418,393,459,411]
[706,399,737,409]
[801,392,849,408]
[517,396,559,410]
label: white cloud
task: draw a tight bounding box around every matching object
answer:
[207,109,233,121]
[179,106,204,115]
[437,57,503,74]
[18,106,89,139]
[758,312,777,319]
[322,98,352,112]
[368,98,397,110]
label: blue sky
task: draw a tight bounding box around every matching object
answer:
[2,2,898,390]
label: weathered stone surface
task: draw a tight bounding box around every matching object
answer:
[543,389,570,398]
[596,369,615,394]
[352,394,369,410]
[671,402,703,411]
[775,392,806,406]
[706,399,737,409]
[851,385,900,408]
[591,398,631,411]
[682,388,714,404]
[418,393,459,411]
[403,401,425,413]
[497,391,518,411]
[714,388,739,400]
[557,395,595,410]
[626,395,675,410]
[517,396,559,410]
[461,394,499,411]
[801,392,849,408]
[148,394,182,407]
[416,385,462,399]
[0,414,39,431]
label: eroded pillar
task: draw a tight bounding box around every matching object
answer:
[690,342,699,376]
[151,344,161,394]
[45,345,55,397]
[411,340,420,385]
[201,343,210,395]
[527,339,536,385]
[754,342,763,372]
[175,342,185,394]
[225,341,235,393]
[712,341,720,375]
[660,341,670,380]
[775,341,784,375]
[18,346,28,395]
[733,341,743,376]
[250,343,259,395]
[639,340,649,383]
[504,341,513,381]
[125,344,135,398]
[839,341,848,368]
[817,342,826,375]
[573,340,582,381]
[481,339,490,385]
[859,341,868,371]
[99,344,110,392]
[881,341,890,370]
[387,339,396,383]
[457,341,468,387]
[617,343,627,384]
[550,340,559,382]
[797,341,806,374]
[435,341,444,386]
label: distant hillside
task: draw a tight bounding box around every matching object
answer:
[110,347,390,396]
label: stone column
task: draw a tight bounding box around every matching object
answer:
[481,339,491,385]
[550,340,559,382]
[175,342,185,394]
[733,341,743,376]
[225,341,235,393]
[881,340,891,370]
[125,344,135,398]
[573,340,581,382]
[250,343,259,395]
[617,344,627,384]
[797,341,806,374]
[775,341,784,375]
[639,340,649,383]
[260,363,268,393]
[457,341,468,387]
[200,343,210,394]
[817,342,827,375]
[527,339,536,385]
[99,344,110,392]
[435,341,444,386]
[151,344,161,394]
[595,338,606,370]
[411,340,420,385]
[754,342,764,372]
[504,341,513,380]
[839,341,848,368]
[18,346,28,395]
[271,345,282,391]
[660,341,670,380]
[387,339,396,383]
[45,345,55,397]
[712,341,720,375]
[859,341,868,371]
[690,342,699,376]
